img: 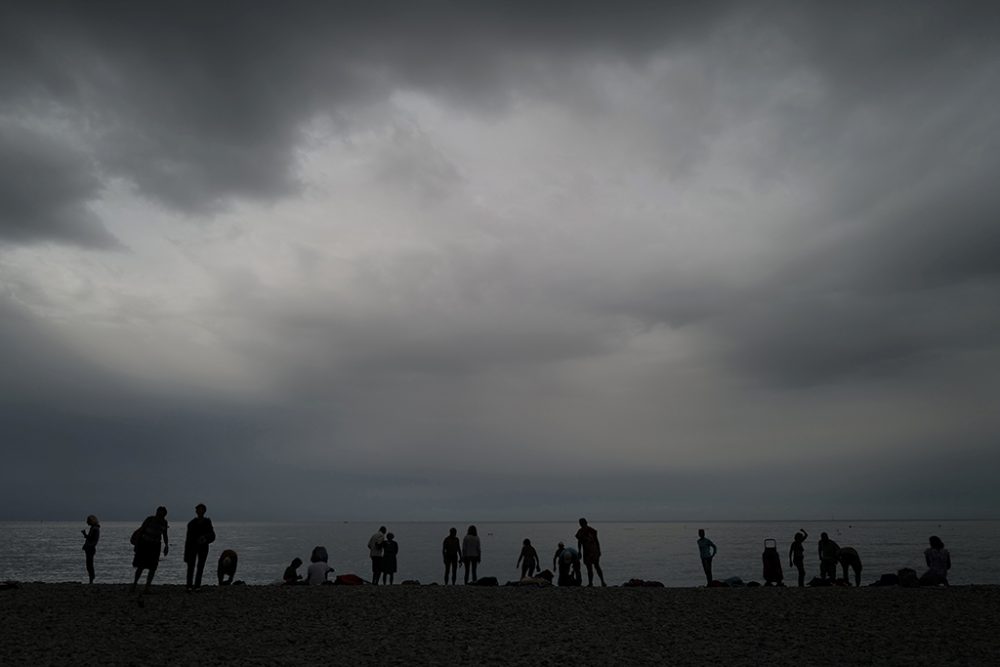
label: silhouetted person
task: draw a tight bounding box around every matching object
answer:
[576,518,607,586]
[368,526,387,585]
[381,533,398,585]
[922,536,951,586]
[789,529,808,587]
[131,506,169,594]
[517,539,540,579]
[184,503,216,591]
[696,529,717,586]
[217,549,238,585]
[554,542,582,586]
[81,515,100,584]
[463,525,481,584]
[818,532,840,581]
[305,548,333,584]
[442,527,462,585]
[837,547,863,587]
[283,558,304,585]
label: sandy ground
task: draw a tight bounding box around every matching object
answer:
[1,583,998,665]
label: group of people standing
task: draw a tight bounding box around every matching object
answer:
[82,505,238,594]
[696,528,952,588]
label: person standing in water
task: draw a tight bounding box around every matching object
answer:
[132,506,169,594]
[697,529,717,586]
[442,527,462,585]
[81,515,100,584]
[462,526,481,584]
[576,518,606,586]
[789,529,808,587]
[184,503,216,591]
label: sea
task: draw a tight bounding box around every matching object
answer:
[1,520,996,587]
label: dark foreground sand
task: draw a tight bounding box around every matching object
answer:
[2,584,999,666]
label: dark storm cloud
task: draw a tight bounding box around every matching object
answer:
[0,124,118,247]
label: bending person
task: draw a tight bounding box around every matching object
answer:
[132,506,169,594]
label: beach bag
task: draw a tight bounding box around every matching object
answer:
[334,574,365,586]
[130,528,141,546]
[471,577,498,586]
[897,568,920,588]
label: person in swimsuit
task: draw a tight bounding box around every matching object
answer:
[789,529,808,587]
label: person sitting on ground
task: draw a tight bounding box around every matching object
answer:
[789,529,808,588]
[922,536,951,586]
[442,527,462,585]
[517,539,540,579]
[283,558,304,585]
[838,546,863,587]
[305,550,333,585]
[217,549,238,585]
[381,533,399,585]
[463,526,481,584]
[817,532,840,581]
[576,518,607,587]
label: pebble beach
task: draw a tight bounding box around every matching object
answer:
[2,583,999,665]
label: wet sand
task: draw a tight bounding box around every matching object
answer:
[1,583,998,665]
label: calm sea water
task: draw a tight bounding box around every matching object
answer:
[1,520,995,587]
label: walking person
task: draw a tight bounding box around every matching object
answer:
[817,532,840,581]
[367,526,387,585]
[516,539,540,579]
[696,529,717,586]
[81,515,100,584]
[184,503,216,591]
[442,527,462,585]
[381,533,399,585]
[575,518,607,586]
[463,525,481,584]
[131,506,169,594]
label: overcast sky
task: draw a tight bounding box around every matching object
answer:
[2,2,998,521]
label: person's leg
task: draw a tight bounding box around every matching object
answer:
[85,551,95,584]
[594,560,606,586]
[195,548,208,588]
[464,559,470,584]
[145,566,156,592]
[521,564,529,579]
[796,561,804,587]
[702,558,712,585]
[585,562,594,586]
[132,567,142,592]
[471,560,478,583]
[186,559,195,589]
[854,565,861,588]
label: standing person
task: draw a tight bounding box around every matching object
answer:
[516,539,540,579]
[367,526,387,585]
[442,527,462,585]
[789,529,808,587]
[922,536,951,586]
[838,547,863,587]
[131,506,169,594]
[184,503,216,591]
[696,529,717,586]
[463,526,481,584]
[817,532,840,582]
[381,533,399,585]
[575,518,606,586]
[81,515,100,584]
[217,549,239,585]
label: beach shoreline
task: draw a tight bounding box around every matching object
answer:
[2,583,998,665]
